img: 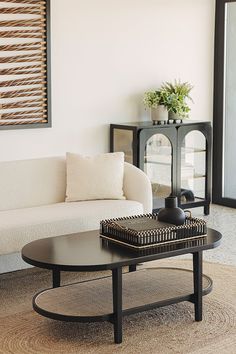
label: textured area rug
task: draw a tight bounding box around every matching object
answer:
[0,259,236,354]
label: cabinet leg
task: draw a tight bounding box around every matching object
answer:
[129,264,136,272]
[52,269,60,288]
[204,205,210,215]
[193,251,203,321]
[112,268,122,344]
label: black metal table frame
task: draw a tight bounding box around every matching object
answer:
[22,228,221,344]
[33,251,204,344]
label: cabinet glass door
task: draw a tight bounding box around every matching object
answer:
[144,133,172,209]
[180,131,206,205]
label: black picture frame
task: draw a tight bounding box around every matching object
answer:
[213,0,236,207]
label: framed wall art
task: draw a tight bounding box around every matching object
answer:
[0,0,51,130]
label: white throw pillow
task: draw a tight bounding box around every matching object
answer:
[65,152,126,202]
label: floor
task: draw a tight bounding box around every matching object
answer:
[0,203,235,353]
[190,204,236,266]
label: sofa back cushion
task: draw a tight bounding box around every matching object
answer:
[0,157,66,211]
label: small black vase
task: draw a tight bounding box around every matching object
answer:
[158,196,186,226]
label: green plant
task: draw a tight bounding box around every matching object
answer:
[161,80,193,118]
[143,89,169,109]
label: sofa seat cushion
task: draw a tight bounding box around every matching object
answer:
[0,200,143,255]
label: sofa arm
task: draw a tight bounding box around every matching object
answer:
[123,162,153,213]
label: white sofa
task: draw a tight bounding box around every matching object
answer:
[0,156,152,273]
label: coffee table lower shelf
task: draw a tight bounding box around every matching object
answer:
[33,267,212,324]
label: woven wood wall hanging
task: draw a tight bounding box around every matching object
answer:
[0,0,50,129]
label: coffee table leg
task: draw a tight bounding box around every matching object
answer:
[112,267,122,344]
[193,251,203,321]
[52,269,60,288]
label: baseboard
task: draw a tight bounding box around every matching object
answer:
[0,252,32,274]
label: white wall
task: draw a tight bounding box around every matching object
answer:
[0,0,215,162]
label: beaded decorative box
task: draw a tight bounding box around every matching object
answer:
[100,213,207,250]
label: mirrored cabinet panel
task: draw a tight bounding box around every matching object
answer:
[113,129,134,164]
[111,121,211,214]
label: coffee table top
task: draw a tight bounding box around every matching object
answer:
[21,228,222,271]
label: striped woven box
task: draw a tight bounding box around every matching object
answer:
[100,213,207,250]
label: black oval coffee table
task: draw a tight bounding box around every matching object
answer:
[22,228,222,344]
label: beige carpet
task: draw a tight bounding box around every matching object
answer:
[0,259,236,354]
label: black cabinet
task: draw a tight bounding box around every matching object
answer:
[110,121,212,215]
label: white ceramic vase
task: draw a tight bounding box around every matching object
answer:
[151,105,168,125]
